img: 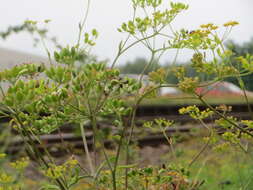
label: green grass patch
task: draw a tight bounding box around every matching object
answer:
[160,136,253,190]
[138,95,253,106]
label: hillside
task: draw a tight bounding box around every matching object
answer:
[0,47,48,70]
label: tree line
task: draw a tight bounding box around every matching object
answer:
[119,38,253,90]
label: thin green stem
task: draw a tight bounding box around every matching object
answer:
[125,84,162,189]
[188,119,212,167]
[111,34,156,68]
[110,8,136,69]
[0,85,6,98]
[112,116,125,190]
[80,121,95,176]
[39,33,53,65]
[162,128,176,159]
[76,0,91,48]
[139,51,155,81]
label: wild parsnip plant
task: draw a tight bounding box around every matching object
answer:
[0,0,253,189]
[0,154,29,190]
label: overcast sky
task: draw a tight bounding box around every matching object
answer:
[1,0,253,65]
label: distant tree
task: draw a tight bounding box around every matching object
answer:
[119,57,207,84]
[119,55,218,85]
[119,57,181,84]
[228,38,253,55]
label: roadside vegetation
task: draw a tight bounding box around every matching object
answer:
[0,0,253,189]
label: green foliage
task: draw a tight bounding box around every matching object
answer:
[225,39,253,90]
[0,155,30,190]
[0,0,253,190]
[54,46,86,65]
[0,63,45,83]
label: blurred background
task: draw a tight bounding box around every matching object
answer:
[1,2,253,189]
[0,0,253,64]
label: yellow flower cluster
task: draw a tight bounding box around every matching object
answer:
[200,23,219,30]
[222,132,239,144]
[0,173,13,184]
[215,116,237,129]
[236,54,253,72]
[65,157,79,168]
[241,120,253,128]
[0,185,22,190]
[178,77,199,93]
[43,164,66,179]
[220,65,238,76]
[215,104,232,112]
[179,106,196,114]
[203,136,218,144]
[43,157,79,179]
[179,105,213,120]
[154,118,174,128]
[148,68,166,83]
[213,142,230,152]
[0,185,21,190]
[189,29,211,37]
[0,153,6,159]
[10,157,29,171]
[191,53,213,73]
[173,66,185,80]
[223,21,239,27]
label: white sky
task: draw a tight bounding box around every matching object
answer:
[0,0,253,65]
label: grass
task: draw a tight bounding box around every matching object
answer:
[1,127,252,189]
[137,94,253,106]
[191,148,253,190]
[159,133,253,190]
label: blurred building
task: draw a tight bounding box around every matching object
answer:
[195,81,253,97]
[160,86,181,96]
